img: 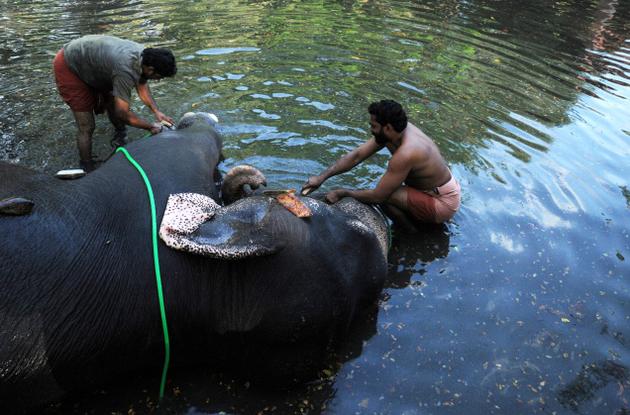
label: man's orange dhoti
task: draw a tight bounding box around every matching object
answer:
[406,175,461,223]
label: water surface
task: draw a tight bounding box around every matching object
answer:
[1,0,629,413]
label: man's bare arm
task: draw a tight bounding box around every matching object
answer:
[113,97,161,134]
[136,83,174,125]
[301,138,382,194]
[326,153,411,204]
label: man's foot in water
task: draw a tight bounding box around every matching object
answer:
[110,128,128,148]
[79,158,103,173]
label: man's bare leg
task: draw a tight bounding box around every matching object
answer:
[381,203,418,233]
[105,95,127,147]
[72,111,97,171]
[384,187,419,233]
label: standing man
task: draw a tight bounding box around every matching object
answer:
[53,35,177,172]
[301,100,461,228]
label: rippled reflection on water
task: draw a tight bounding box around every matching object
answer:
[1,0,629,413]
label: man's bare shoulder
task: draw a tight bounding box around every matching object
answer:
[400,130,428,154]
[406,123,441,151]
[389,142,419,171]
[386,150,415,176]
[404,122,433,142]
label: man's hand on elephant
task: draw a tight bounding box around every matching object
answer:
[325,189,347,204]
[149,122,163,135]
[301,175,324,196]
[154,111,174,127]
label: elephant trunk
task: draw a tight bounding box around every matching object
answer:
[221,165,267,205]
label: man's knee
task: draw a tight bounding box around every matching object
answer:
[381,203,418,233]
[77,124,95,137]
[73,112,95,136]
[387,187,409,210]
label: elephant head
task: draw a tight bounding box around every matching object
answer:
[176,111,219,130]
[159,180,389,261]
[157,186,390,385]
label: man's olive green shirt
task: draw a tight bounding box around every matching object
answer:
[63,35,144,103]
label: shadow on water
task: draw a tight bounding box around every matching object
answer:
[558,360,629,413]
[386,223,451,289]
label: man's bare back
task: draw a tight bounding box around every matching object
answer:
[385,122,451,191]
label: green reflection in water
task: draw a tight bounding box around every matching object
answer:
[2,0,625,176]
[0,1,629,412]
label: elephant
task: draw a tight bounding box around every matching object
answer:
[0,113,389,412]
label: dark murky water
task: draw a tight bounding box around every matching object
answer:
[1,0,629,413]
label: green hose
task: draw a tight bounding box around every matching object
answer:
[115,147,170,400]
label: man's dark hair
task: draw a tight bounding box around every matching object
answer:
[142,48,177,77]
[368,100,408,132]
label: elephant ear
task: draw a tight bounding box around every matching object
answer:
[159,193,284,259]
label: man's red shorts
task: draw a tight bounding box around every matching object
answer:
[407,175,461,223]
[53,49,106,113]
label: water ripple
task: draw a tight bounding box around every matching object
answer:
[2,2,630,414]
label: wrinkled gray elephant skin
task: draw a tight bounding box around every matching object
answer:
[0,114,389,413]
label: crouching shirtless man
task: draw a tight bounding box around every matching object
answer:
[301,99,460,228]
